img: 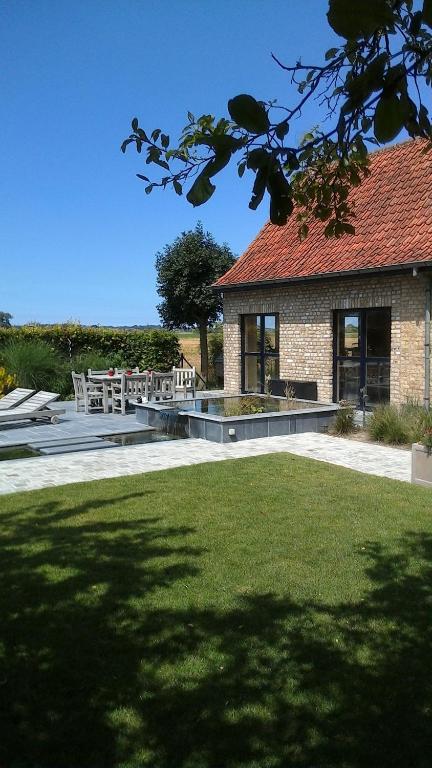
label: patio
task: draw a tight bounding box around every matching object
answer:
[0,391,224,450]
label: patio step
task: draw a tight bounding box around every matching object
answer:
[29,435,105,449]
[38,440,118,455]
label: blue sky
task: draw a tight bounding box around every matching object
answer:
[1,0,339,325]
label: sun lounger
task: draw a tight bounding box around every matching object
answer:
[0,391,65,425]
[0,388,35,409]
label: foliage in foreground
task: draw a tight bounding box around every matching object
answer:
[123,0,432,233]
[1,454,431,767]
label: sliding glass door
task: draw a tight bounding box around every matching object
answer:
[334,308,391,407]
[241,314,279,393]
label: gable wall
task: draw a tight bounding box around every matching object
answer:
[222,272,430,405]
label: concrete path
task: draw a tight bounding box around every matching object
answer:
[0,433,411,495]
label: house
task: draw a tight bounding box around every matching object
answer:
[215,139,432,409]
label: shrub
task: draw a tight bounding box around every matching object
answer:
[368,404,411,445]
[208,324,223,367]
[0,341,66,393]
[0,324,180,370]
[418,409,432,453]
[0,366,15,397]
[332,405,355,436]
[71,352,124,375]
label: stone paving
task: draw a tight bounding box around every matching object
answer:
[0,432,411,495]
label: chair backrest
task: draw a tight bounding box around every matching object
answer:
[115,367,139,375]
[88,368,109,377]
[172,367,195,389]
[13,390,60,413]
[151,372,174,398]
[0,388,35,409]
[72,372,86,399]
[121,373,149,399]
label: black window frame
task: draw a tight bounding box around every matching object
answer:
[241,313,280,393]
[332,307,391,408]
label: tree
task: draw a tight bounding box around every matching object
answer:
[155,224,236,381]
[123,0,432,238]
[0,312,12,328]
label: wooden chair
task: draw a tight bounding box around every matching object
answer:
[172,367,196,399]
[71,372,105,414]
[112,373,149,415]
[150,372,175,402]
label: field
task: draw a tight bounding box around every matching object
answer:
[1,453,432,767]
[177,329,201,372]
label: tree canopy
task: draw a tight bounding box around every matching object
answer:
[123,0,432,238]
[0,312,12,328]
[155,223,235,380]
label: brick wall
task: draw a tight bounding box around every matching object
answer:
[222,272,431,404]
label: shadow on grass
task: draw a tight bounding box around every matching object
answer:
[1,494,431,768]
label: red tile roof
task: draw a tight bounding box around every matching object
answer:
[216,139,432,288]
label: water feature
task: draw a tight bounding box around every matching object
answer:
[135,394,340,443]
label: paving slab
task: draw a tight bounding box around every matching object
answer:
[38,441,118,455]
[0,433,411,495]
[30,435,105,449]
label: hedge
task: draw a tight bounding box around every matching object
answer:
[0,325,181,371]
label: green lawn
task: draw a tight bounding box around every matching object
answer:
[1,454,432,768]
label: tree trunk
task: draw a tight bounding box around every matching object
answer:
[199,321,209,384]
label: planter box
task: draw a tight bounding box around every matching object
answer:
[412,443,432,487]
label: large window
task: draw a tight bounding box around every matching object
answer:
[334,308,391,407]
[241,314,279,393]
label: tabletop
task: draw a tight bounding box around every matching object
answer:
[89,373,147,382]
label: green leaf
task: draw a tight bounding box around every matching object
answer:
[120,138,133,153]
[410,10,423,35]
[423,0,432,29]
[204,149,231,178]
[325,47,339,60]
[161,133,170,149]
[186,173,216,206]
[136,174,150,181]
[246,148,271,171]
[275,120,289,140]
[237,161,246,178]
[342,222,356,235]
[374,93,406,143]
[267,168,294,225]
[151,128,161,142]
[173,180,182,196]
[327,0,394,40]
[299,223,309,240]
[228,94,270,133]
[131,117,139,132]
[248,169,267,211]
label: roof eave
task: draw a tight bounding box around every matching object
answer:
[213,260,432,292]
